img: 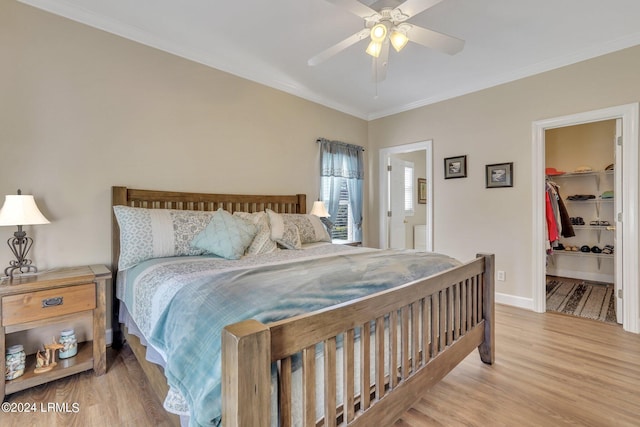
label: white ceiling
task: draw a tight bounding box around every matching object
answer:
[20,0,640,120]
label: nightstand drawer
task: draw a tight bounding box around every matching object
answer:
[1,283,96,326]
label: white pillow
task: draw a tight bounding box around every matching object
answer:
[113,206,215,270]
[233,211,277,255]
[266,209,302,250]
[282,213,331,244]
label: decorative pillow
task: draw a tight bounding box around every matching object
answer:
[113,206,215,270]
[191,209,257,260]
[282,213,331,244]
[266,209,302,250]
[233,211,277,255]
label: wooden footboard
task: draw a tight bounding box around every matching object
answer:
[222,253,495,427]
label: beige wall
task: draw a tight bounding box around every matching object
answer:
[3,0,640,322]
[367,45,640,302]
[0,1,367,331]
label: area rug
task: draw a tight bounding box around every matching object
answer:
[546,276,617,324]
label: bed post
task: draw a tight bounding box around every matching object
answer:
[296,194,307,214]
[477,253,495,364]
[111,186,128,349]
[221,319,271,427]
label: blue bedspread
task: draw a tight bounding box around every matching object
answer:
[148,249,460,426]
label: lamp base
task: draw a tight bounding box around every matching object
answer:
[5,262,38,278]
[5,229,38,278]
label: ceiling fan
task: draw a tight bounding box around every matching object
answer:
[308,0,465,82]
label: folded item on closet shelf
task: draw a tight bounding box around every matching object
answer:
[602,245,614,254]
[567,194,596,201]
[574,165,593,173]
[545,167,566,176]
[589,220,610,226]
[601,190,614,199]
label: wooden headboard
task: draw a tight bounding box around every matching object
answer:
[111,186,306,273]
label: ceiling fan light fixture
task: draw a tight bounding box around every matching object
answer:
[369,23,387,43]
[365,40,383,58]
[390,29,409,52]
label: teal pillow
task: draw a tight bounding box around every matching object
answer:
[191,209,257,260]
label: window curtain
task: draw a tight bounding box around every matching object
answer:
[319,138,364,241]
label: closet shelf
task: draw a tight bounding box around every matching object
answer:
[552,251,613,259]
[549,170,613,179]
[548,169,613,191]
[550,250,613,270]
[572,225,615,230]
[565,199,614,203]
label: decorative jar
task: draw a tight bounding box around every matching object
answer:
[59,329,78,359]
[5,344,26,380]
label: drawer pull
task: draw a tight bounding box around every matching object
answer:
[42,297,64,308]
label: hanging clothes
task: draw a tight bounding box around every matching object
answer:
[545,180,575,250]
[545,191,559,244]
[547,181,575,238]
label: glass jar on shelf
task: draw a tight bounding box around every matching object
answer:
[59,329,78,359]
[5,344,26,380]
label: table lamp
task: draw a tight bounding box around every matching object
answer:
[0,190,50,278]
[310,200,333,231]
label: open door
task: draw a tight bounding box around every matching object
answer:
[388,156,407,249]
[615,118,623,323]
[532,103,639,333]
[379,141,433,251]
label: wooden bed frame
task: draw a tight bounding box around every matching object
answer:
[111,186,495,427]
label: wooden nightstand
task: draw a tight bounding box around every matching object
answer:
[0,265,110,401]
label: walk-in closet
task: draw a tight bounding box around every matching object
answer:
[544,120,617,324]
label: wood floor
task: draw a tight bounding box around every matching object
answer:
[3,304,639,426]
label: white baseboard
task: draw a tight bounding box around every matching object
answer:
[546,268,614,284]
[495,292,534,311]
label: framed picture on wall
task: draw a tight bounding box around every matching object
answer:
[486,162,514,188]
[444,155,467,179]
[418,178,427,204]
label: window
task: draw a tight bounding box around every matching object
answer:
[318,138,364,242]
[404,162,415,216]
[322,179,352,240]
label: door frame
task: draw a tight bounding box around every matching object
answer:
[532,103,639,333]
[379,140,433,251]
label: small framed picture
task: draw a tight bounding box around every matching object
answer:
[486,162,514,188]
[418,178,426,204]
[444,155,467,179]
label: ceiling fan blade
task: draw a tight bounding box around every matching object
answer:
[308,29,371,66]
[371,41,390,82]
[395,0,444,18]
[407,25,465,55]
[325,0,378,18]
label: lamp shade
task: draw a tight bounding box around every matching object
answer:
[0,194,50,226]
[390,30,409,52]
[365,40,383,58]
[310,201,330,218]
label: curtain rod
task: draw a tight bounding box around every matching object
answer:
[316,138,365,151]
